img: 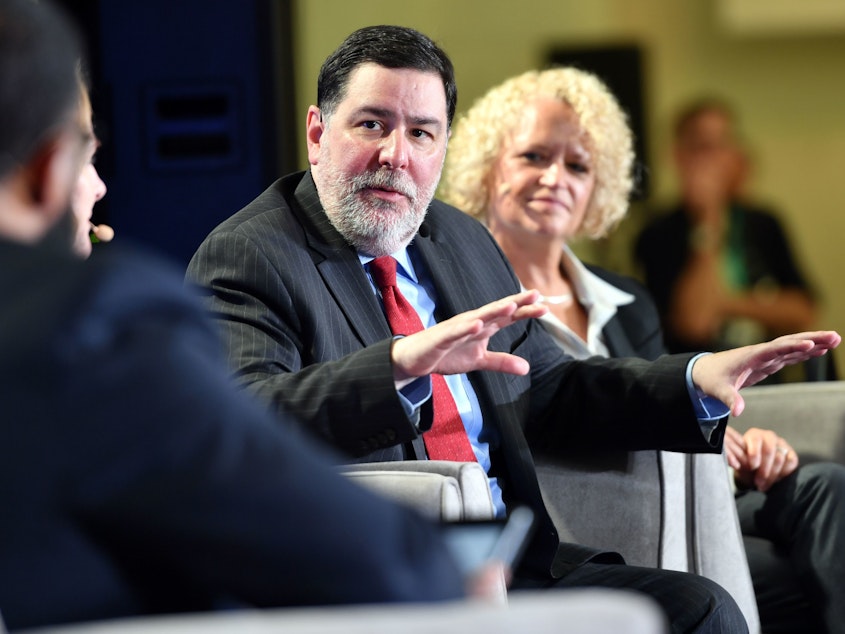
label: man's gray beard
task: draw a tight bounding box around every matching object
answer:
[321,169,432,257]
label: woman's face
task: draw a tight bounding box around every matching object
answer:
[70,94,107,258]
[487,98,595,244]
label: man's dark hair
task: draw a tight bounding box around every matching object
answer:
[0,0,83,177]
[673,97,737,141]
[317,25,457,127]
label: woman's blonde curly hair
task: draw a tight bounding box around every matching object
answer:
[440,67,635,239]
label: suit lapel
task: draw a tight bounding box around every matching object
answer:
[413,219,482,321]
[603,315,638,358]
[293,173,392,347]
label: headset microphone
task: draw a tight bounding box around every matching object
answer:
[90,223,114,243]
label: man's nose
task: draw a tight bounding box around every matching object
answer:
[379,130,409,170]
[95,172,107,201]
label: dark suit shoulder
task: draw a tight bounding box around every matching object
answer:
[584,263,654,304]
[734,202,781,221]
[426,198,487,227]
[424,200,514,264]
[421,199,498,246]
[419,199,522,304]
[728,203,789,242]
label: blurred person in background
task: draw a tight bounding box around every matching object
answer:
[635,99,818,364]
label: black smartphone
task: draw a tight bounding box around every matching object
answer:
[439,506,535,576]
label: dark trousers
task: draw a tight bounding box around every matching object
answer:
[513,562,748,634]
[737,462,845,634]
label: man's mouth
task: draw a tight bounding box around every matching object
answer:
[365,187,407,202]
[351,169,417,205]
[361,184,409,203]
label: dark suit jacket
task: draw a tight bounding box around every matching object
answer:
[186,171,727,578]
[0,239,464,631]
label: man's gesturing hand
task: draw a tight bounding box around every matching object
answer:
[390,290,548,387]
[691,330,840,417]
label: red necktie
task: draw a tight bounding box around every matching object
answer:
[369,256,477,462]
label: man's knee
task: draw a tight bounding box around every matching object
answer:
[687,574,750,634]
[795,462,845,508]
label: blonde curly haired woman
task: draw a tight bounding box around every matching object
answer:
[440,67,648,358]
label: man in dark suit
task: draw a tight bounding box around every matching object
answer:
[0,3,473,629]
[186,25,839,633]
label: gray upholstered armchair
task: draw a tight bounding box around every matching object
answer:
[534,447,760,634]
[534,379,845,634]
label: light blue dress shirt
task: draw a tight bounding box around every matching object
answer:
[361,247,728,519]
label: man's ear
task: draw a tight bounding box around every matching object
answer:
[305,105,325,166]
[24,129,79,221]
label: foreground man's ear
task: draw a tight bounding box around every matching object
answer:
[26,126,83,228]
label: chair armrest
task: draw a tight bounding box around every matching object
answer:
[342,469,464,521]
[342,461,495,520]
[688,452,760,634]
[535,449,760,634]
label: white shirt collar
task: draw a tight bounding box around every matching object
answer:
[527,244,634,359]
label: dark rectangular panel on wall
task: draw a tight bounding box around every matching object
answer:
[58,0,297,265]
[547,45,649,200]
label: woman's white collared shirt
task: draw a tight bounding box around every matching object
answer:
[526,244,635,359]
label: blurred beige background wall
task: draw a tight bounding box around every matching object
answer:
[291,0,845,374]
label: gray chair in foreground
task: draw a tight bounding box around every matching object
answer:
[17,589,667,634]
